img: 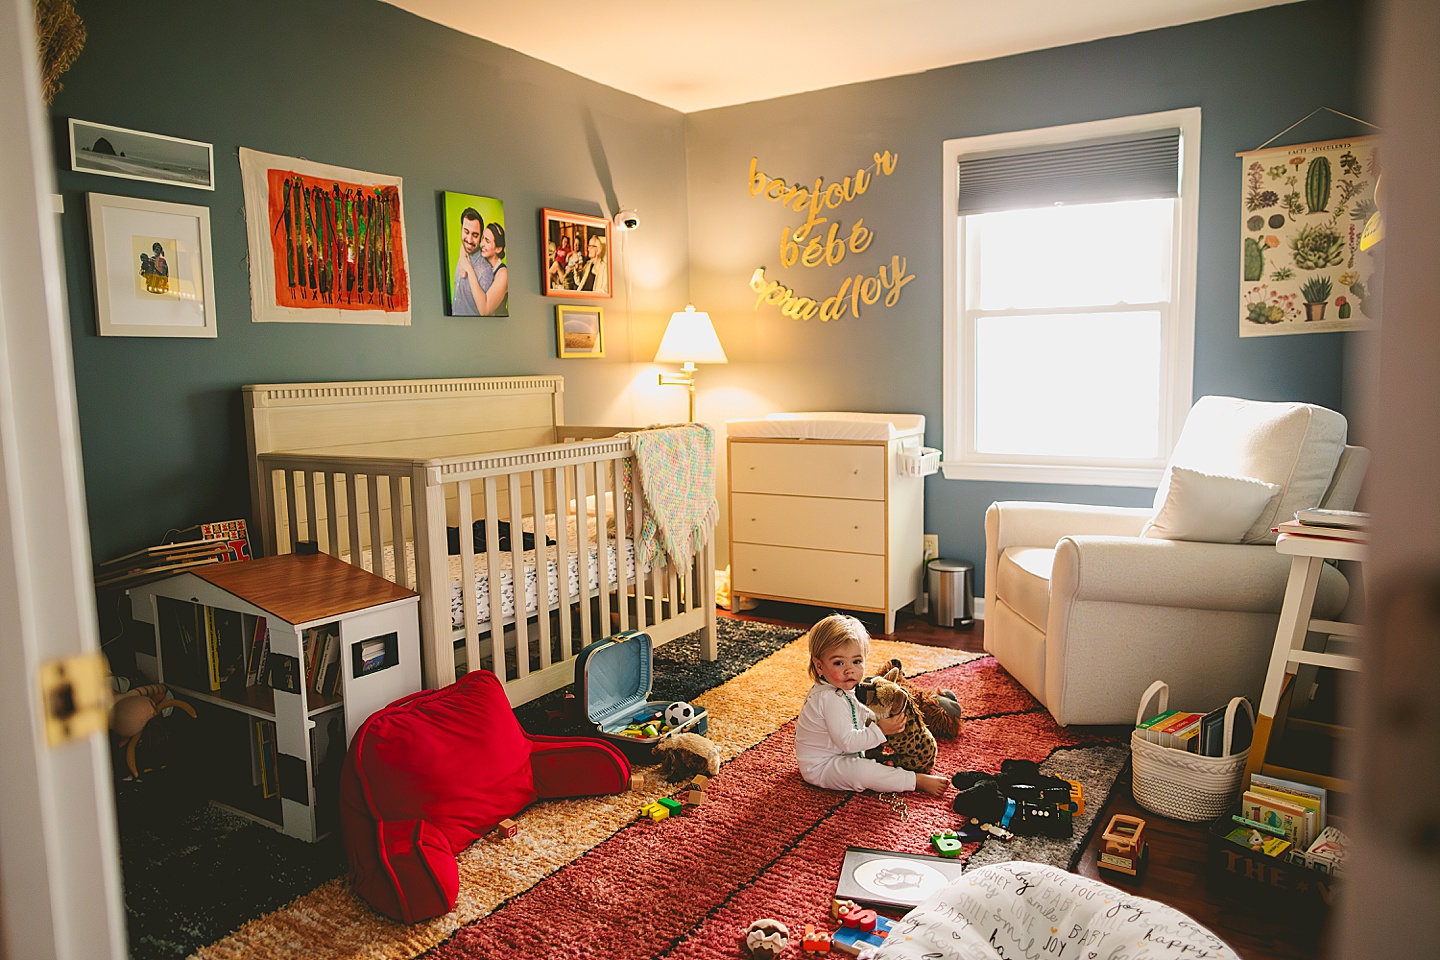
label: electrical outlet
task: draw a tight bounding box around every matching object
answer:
[923,534,939,562]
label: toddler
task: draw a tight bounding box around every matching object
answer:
[794,614,948,796]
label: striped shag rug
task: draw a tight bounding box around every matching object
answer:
[185,622,1126,960]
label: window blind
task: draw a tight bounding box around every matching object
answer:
[957,130,1181,215]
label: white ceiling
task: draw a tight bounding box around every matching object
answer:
[382,0,1302,113]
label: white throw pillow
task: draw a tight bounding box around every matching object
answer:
[1141,466,1281,543]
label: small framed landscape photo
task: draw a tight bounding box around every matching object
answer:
[541,208,611,299]
[87,192,217,338]
[69,119,215,191]
[555,304,604,358]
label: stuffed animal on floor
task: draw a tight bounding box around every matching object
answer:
[855,675,937,773]
[653,731,720,782]
[878,658,964,738]
[950,758,1074,838]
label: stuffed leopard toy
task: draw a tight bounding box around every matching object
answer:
[855,675,937,773]
[877,658,964,739]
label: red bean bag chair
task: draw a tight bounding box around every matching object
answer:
[340,669,630,923]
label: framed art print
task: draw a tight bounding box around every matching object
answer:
[834,847,964,912]
[70,119,215,191]
[442,190,508,317]
[239,146,411,325]
[555,305,604,358]
[541,208,611,299]
[86,193,216,338]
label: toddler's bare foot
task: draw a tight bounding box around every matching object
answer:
[916,773,948,796]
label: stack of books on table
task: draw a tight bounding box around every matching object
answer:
[1272,508,1368,543]
[93,537,231,591]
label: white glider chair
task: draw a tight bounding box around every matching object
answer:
[984,396,1369,726]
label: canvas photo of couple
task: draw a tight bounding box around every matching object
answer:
[444,190,508,317]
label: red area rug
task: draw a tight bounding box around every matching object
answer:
[422,656,1128,959]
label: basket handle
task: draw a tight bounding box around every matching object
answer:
[1222,696,1257,755]
[1136,680,1169,726]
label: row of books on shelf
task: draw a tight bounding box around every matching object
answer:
[1136,700,1254,756]
[1219,773,1348,876]
[303,624,344,698]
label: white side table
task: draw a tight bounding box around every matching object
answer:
[1243,530,1365,792]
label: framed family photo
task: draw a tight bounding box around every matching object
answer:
[541,208,611,299]
[442,191,508,317]
[69,119,215,191]
[86,193,216,338]
[555,305,604,358]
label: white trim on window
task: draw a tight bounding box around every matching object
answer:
[941,108,1200,487]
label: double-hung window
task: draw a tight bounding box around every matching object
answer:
[941,108,1200,486]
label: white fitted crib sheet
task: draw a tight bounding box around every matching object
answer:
[346,514,636,631]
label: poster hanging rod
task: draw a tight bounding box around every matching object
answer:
[1237,107,1382,157]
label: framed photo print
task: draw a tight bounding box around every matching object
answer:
[555,305,604,358]
[70,119,215,191]
[834,847,964,912]
[239,146,411,325]
[541,208,611,299]
[442,191,508,317]
[86,193,216,338]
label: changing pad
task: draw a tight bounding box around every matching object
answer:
[725,411,925,442]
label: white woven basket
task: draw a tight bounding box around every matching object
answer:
[1131,680,1253,822]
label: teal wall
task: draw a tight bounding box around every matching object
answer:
[52,0,692,564]
[684,0,1372,591]
[53,0,1369,601]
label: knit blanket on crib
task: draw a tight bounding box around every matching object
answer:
[626,423,718,575]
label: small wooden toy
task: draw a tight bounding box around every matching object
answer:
[629,773,644,791]
[831,915,895,956]
[979,822,1015,841]
[658,797,682,814]
[743,918,790,959]
[1097,813,1148,877]
[930,829,963,858]
[836,904,877,931]
[830,898,857,921]
[1063,778,1085,815]
[639,801,671,821]
[691,774,710,791]
[687,787,705,806]
[494,818,519,839]
[801,923,832,952]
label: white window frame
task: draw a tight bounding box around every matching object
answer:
[941,108,1201,487]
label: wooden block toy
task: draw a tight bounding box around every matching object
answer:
[801,923,832,952]
[629,773,644,791]
[830,898,857,922]
[691,774,709,791]
[1098,814,1147,877]
[658,797,682,812]
[639,801,671,821]
[831,916,895,956]
[837,904,877,931]
[494,818,518,839]
[687,787,705,806]
[931,830,963,858]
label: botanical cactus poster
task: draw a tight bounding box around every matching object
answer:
[239,147,411,325]
[1238,136,1378,337]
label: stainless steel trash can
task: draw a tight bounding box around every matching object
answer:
[926,558,974,627]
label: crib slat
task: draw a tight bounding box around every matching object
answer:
[345,473,362,567]
[553,464,573,653]
[303,471,322,552]
[391,476,409,589]
[456,479,480,682]
[366,474,385,580]
[628,458,648,632]
[324,472,341,558]
[573,463,593,644]
[592,458,611,635]
[531,468,553,670]
[611,456,630,634]
[484,476,505,681]
[698,535,718,659]
[508,474,529,680]
[284,469,300,552]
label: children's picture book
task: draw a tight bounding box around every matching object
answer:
[199,519,253,563]
[1242,789,1310,846]
[1249,773,1326,845]
[834,847,965,912]
[1223,824,1292,857]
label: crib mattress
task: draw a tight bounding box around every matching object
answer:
[347,516,636,631]
[725,411,925,441]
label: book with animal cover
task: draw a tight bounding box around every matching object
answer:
[1242,789,1309,846]
[1247,784,1319,846]
[1249,773,1327,839]
[1293,507,1369,529]
[1223,824,1292,857]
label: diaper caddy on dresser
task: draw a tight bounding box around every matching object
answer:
[726,413,933,633]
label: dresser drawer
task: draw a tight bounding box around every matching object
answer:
[732,543,885,610]
[731,493,884,554]
[730,441,885,500]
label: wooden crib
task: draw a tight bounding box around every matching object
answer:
[244,376,717,705]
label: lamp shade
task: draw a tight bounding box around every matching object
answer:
[654,305,727,365]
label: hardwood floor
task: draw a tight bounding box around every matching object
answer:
[720,601,1331,960]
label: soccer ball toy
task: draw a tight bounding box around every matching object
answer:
[663,700,696,728]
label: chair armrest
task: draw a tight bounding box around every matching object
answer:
[1050,536,1339,612]
[987,501,1151,551]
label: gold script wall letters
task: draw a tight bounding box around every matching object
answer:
[747,151,915,321]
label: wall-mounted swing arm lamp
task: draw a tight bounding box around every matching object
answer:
[654,304,727,422]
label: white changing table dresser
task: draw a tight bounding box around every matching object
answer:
[726,413,929,633]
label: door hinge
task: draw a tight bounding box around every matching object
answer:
[39,651,112,746]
